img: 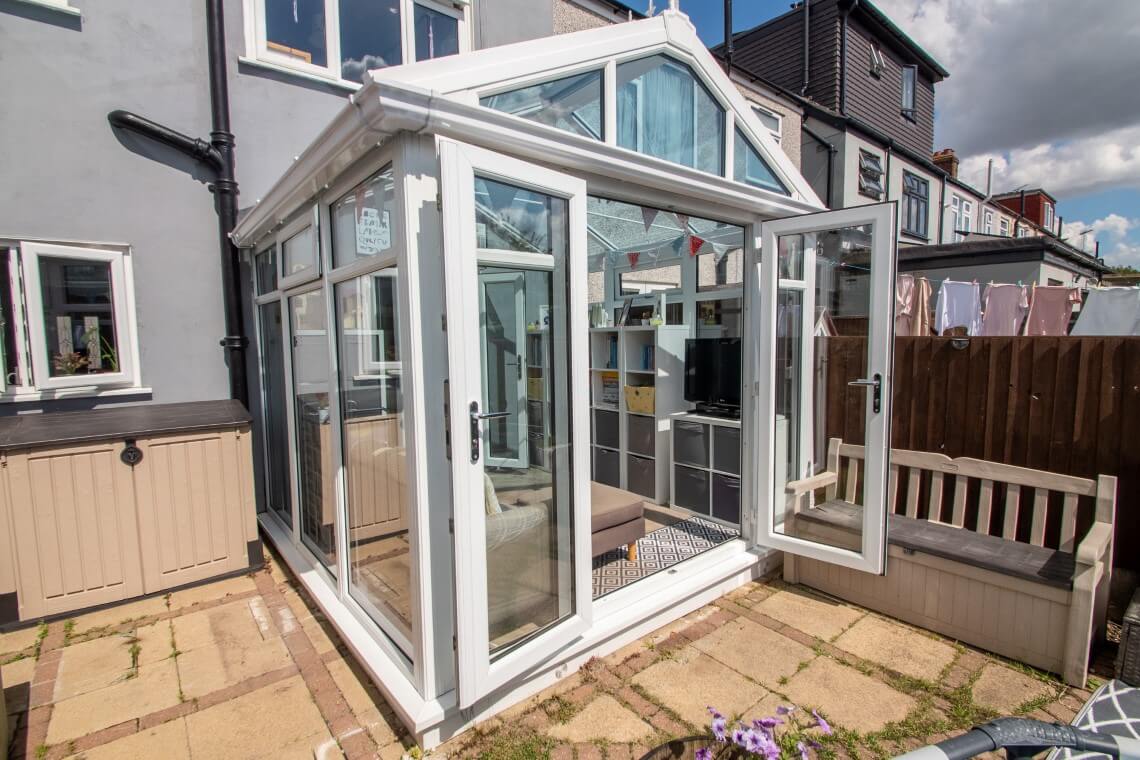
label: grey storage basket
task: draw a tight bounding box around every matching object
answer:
[1118,588,1140,686]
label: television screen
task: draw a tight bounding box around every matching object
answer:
[684,338,742,408]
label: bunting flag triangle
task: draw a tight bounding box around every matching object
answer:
[627,251,640,269]
[641,207,658,232]
[689,235,705,256]
[671,236,685,256]
[675,213,690,231]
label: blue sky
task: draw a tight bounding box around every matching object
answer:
[632,1,1140,268]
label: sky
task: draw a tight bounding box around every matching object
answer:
[642,0,1140,269]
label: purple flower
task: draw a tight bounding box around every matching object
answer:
[776,705,796,716]
[812,709,832,735]
[711,714,727,742]
[752,716,783,732]
[707,706,723,719]
[796,740,810,760]
[695,748,713,760]
[746,730,780,760]
[731,724,748,747]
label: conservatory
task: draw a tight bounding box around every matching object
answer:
[232,9,897,748]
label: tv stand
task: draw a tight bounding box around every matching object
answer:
[692,403,739,419]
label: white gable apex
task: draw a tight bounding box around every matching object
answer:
[366,11,822,207]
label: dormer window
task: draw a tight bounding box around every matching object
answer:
[901,65,917,121]
[869,45,885,78]
[1043,202,1055,232]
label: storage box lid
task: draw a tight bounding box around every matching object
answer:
[0,399,251,451]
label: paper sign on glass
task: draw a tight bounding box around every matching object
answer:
[356,208,391,255]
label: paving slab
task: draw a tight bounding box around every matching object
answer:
[134,620,175,666]
[755,589,864,641]
[692,616,815,689]
[632,646,767,727]
[971,663,1055,714]
[166,574,258,612]
[63,715,191,760]
[171,599,265,653]
[2,656,35,714]
[175,635,292,699]
[0,625,44,656]
[835,616,957,681]
[69,594,169,634]
[781,657,916,733]
[549,694,654,743]
[54,634,135,701]
[46,658,182,745]
[325,656,402,748]
[184,675,333,760]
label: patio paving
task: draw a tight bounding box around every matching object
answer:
[0,552,1106,760]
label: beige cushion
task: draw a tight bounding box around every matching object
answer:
[483,473,502,515]
[590,482,644,532]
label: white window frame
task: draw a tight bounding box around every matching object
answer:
[278,209,321,290]
[12,0,80,16]
[983,208,994,235]
[1000,217,1011,237]
[752,105,782,146]
[16,241,141,393]
[1043,202,1054,232]
[242,0,471,88]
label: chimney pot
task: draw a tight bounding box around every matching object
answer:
[933,148,959,179]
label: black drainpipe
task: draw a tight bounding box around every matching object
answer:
[802,124,836,208]
[723,0,733,73]
[800,0,810,95]
[884,140,893,198]
[108,0,247,406]
[937,173,946,242]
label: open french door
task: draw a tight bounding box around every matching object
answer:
[749,203,897,575]
[439,139,592,708]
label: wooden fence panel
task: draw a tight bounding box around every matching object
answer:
[820,336,1140,569]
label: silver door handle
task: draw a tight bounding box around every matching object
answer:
[848,374,882,414]
[468,401,511,464]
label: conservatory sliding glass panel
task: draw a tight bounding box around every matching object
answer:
[266,0,328,67]
[616,55,724,175]
[331,168,397,268]
[414,3,459,62]
[340,0,402,82]
[334,270,413,644]
[38,256,118,378]
[480,71,604,140]
[289,289,337,573]
[733,128,789,194]
[260,301,292,527]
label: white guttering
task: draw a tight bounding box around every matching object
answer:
[233,79,824,248]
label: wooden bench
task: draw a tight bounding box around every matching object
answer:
[783,438,1116,686]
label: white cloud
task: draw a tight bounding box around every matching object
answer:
[1059,214,1140,268]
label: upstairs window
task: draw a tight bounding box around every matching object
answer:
[252,0,468,85]
[481,70,604,140]
[733,129,788,194]
[616,55,725,176]
[901,65,917,120]
[983,209,994,235]
[752,105,782,145]
[857,150,884,200]
[999,217,1011,237]
[901,171,928,239]
[1043,202,1055,232]
[869,45,885,78]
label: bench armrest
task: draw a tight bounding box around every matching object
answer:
[786,471,838,495]
[1076,522,1112,567]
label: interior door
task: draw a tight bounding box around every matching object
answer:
[750,203,897,575]
[440,139,591,708]
[478,271,528,469]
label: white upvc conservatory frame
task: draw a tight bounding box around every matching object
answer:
[233,11,896,747]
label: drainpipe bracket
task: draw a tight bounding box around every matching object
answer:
[219,336,249,350]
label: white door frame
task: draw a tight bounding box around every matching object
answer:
[439,138,592,708]
[477,270,529,470]
[752,202,897,575]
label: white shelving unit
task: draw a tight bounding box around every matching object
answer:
[588,326,687,504]
[525,329,551,470]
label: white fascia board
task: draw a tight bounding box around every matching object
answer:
[233,79,824,248]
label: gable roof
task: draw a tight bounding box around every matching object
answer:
[373,10,820,206]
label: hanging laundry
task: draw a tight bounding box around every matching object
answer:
[979,283,1029,336]
[894,275,934,336]
[912,277,933,336]
[1071,287,1140,335]
[935,280,982,336]
[1023,285,1082,336]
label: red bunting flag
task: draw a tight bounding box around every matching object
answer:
[627,251,640,268]
[689,235,705,256]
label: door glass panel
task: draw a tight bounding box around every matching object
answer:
[259,301,292,527]
[774,225,874,553]
[289,289,337,573]
[474,178,575,657]
[335,270,412,646]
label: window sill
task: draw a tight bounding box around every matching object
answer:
[901,231,930,243]
[11,0,81,16]
[0,386,152,403]
[237,56,360,93]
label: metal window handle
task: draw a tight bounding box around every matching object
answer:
[468,401,511,463]
[848,373,882,414]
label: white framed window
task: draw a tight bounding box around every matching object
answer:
[999,217,1010,237]
[983,209,994,235]
[1043,202,1055,232]
[12,0,80,16]
[950,194,971,241]
[752,105,782,146]
[901,65,917,120]
[0,241,141,397]
[244,0,470,87]
[1017,225,1029,238]
[278,210,321,289]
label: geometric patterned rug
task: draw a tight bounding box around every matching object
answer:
[591,516,741,599]
[1048,679,1140,759]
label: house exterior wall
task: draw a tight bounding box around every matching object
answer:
[842,14,935,155]
[730,1,842,111]
[731,75,803,170]
[476,0,555,49]
[553,0,610,34]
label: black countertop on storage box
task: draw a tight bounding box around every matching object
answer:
[0,400,252,452]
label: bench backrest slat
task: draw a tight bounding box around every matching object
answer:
[976,479,994,534]
[929,471,945,522]
[1003,484,1020,540]
[1029,488,1048,546]
[1060,492,1079,552]
[905,469,921,518]
[845,458,860,504]
[951,475,968,527]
